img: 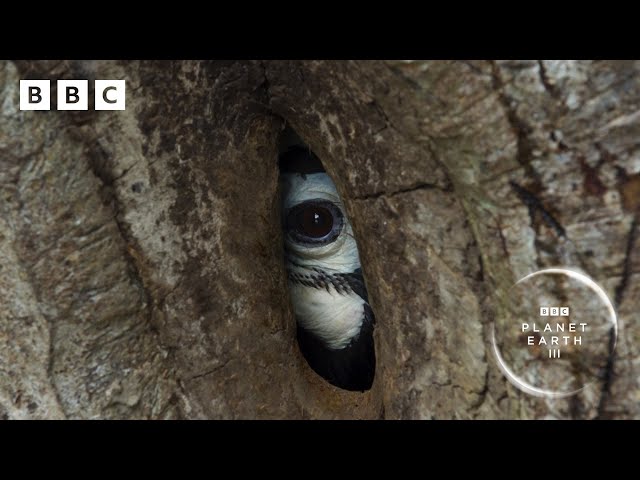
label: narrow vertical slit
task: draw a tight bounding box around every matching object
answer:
[278,127,376,392]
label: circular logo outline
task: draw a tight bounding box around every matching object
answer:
[491,267,618,398]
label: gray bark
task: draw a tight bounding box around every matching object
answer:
[0,60,638,419]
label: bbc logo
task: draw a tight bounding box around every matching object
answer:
[540,307,569,316]
[19,80,125,111]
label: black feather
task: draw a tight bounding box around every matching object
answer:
[296,304,376,392]
[335,268,370,303]
[279,146,325,174]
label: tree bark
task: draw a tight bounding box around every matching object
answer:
[0,60,638,419]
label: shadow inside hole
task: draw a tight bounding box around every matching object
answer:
[278,127,376,392]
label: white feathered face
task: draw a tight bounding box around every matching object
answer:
[280,172,360,274]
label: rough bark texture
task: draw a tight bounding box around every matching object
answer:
[0,60,638,419]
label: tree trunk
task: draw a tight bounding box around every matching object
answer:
[0,60,638,419]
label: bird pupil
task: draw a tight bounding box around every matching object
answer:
[297,206,333,238]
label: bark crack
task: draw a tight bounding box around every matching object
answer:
[258,60,273,107]
[187,361,231,381]
[595,327,618,419]
[537,60,562,99]
[369,99,397,133]
[509,181,566,238]
[596,212,638,418]
[615,214,638,306]
[489,61,542,187]
[351,182,442,201]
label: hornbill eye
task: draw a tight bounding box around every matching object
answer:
[285,199,344,246]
